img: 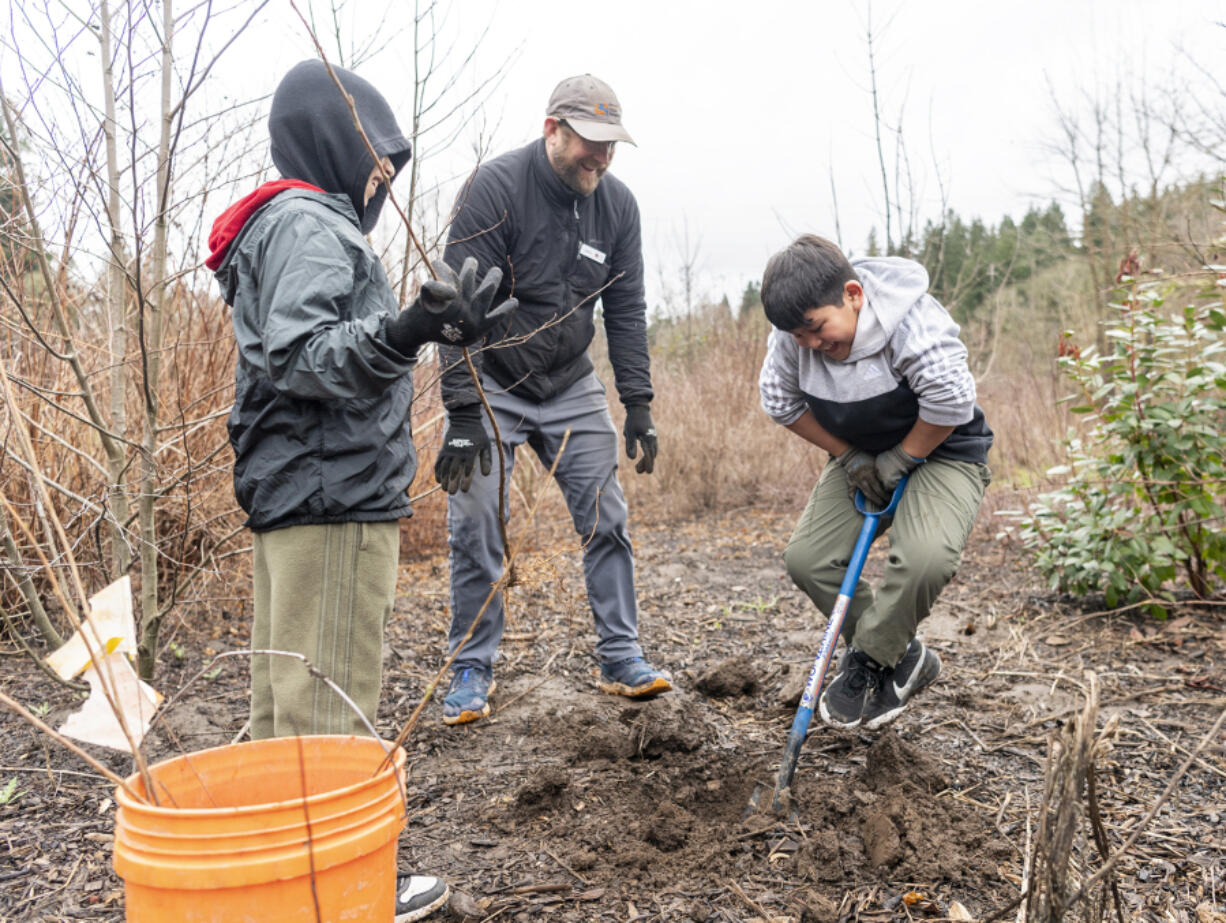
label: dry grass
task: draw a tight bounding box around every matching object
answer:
[0,281,244,634]
[400,312,821,563]
[608,311,820,518]
[0,251,1166,649]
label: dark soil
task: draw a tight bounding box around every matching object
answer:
[2,504,1225,921]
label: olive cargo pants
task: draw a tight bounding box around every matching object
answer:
[250,521,399,739]
[784,456,990,668]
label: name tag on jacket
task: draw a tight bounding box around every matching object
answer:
[578,242,606,264]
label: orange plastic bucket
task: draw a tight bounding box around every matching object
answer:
[113,735,406,921]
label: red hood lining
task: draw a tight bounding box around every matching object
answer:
[205,179,325,271]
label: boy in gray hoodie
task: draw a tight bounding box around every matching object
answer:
[758,235,993,730]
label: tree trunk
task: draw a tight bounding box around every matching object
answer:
[99,0,133,581]
[0,503,62,648]
[136,0,174,681]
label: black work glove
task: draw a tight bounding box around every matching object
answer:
[387,257,517,355]
[875,444,925,491]
[434,404,491,494]
[623,403,658,475]
[837,446,888,507]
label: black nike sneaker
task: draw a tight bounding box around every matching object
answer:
[862,638,941,729]
[818,649,885,728]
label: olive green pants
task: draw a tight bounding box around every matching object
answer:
[250,521,399,739]
[784,456,990,668]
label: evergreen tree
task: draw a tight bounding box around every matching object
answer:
[1083,181,1115,253]
[0,122,39,276]
[739,280,761,315]
[913,200,1075,322]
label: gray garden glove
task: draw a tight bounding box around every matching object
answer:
[623,404,658,475]
[434,404,491,494]
[387,256,516,355]
[875,444,925,492]
[837,446,888,507]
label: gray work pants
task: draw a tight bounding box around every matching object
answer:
[784,456,990,668]
[446,371,643,669]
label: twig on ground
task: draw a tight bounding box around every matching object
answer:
[542,844,590,886]
[727,880,775,920]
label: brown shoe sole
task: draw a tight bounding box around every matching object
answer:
[442,680,496,726]
[598,676,673,698]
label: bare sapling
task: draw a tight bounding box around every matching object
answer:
[0,0,283,804]
[379,430,574,770]
[0,350,156,798]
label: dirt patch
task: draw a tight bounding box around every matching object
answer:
[513,766,570,812]
[469,698,1002,912]
[757,731,1011,890]
[694,655,761,697]
[864,727,947,792]
[3,506,1224,921]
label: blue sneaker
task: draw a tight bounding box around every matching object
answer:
[442,667,495,726]
[598,657,672,698]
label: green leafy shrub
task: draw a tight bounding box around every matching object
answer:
[1012,282,1226,614]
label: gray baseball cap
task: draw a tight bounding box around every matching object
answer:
[546,74,636,145]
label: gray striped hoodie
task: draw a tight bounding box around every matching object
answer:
[758,256,992,463]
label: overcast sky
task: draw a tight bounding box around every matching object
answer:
[171,0,1226,310]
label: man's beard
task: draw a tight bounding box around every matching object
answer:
[556,158,605,196]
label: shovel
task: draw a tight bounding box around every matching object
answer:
[747,475,909,818]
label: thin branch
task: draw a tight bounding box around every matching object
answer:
[0,688,141,800]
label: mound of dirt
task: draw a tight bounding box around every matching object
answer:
[694,655,761,697]
[789,730,1011,887]
[514,766,570,811]
[643,801,695,851]
[860,725,947,793]
[545,694,714,762]
[494,687,1008,908]
[623,696,710,757]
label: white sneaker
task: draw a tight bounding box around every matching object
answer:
[395,874,450,922]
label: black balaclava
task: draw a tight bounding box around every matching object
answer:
[268,60,412,233]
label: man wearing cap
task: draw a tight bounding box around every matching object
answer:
[433,74,670,726]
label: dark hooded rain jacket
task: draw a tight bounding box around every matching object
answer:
[208,60,417,532]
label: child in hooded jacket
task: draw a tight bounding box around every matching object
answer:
[758,234,993,730]
[205,59,513,921]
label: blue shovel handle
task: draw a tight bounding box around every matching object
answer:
[768,475,908,813]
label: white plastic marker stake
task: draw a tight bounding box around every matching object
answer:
[44,576,162,752]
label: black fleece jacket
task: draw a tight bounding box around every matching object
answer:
[439,138,653,409]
